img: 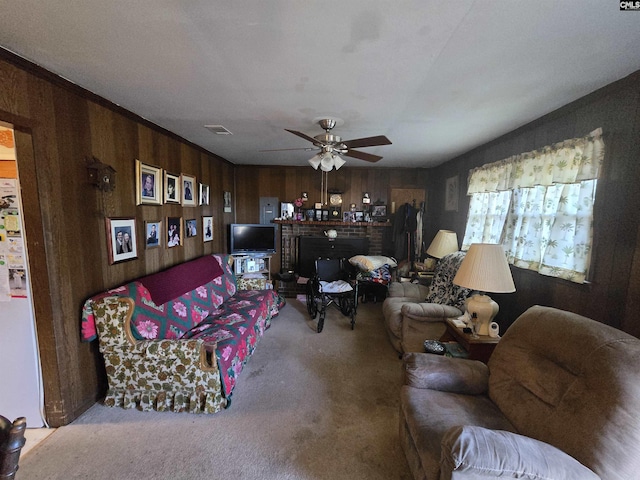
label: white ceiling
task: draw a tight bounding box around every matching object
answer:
[1,1,639,168]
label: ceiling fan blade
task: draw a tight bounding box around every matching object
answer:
[341,135,392,149]
[259,147,318,152]
[344,149,383,163]
[285,129,321,145]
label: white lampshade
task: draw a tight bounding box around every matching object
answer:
[453,243,516,293]
[453,243,515,336]
[333,155,346,170]
[308,154,322,170]
[426,230,459,258]
[320,152,334,172]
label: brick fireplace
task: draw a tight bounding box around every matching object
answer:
[273,220,392,297]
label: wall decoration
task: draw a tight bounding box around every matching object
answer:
[86,156,116,192]
[199,183,210,206]
[223,191,232,213]
[445,175,459,211]
[202,216,213,242]
[106,217,138,264]
[145,220,161,249]
[167,216,183,247]
[135,159,163,205]
[164,172,181,204]
[185,218,197,238]
[181,174,196,206]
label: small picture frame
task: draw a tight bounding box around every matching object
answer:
[371,204,387,219]
[164,172,181,204]
[223,191,232,213]
[145,220,162,249]
[354,211,364,222]
[199,183,210,206]
[167,216,183,247]
[181,174,197,206]
[185,218,197,238]
[202,216,213,242]
[106,217,138,264]
[135,160,163,205]
[445,175,459,212]
[343,211,355,223]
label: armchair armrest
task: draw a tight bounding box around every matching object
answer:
[401,302,462,322]
[402,352,488,395]
[441,426,600,480]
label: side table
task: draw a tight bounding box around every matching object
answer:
[440,318,500,364]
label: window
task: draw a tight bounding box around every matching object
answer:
[461,129,604,283]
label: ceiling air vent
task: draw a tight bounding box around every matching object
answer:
[204,125,233,135]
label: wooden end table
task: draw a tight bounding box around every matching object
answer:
[440,318,500,364]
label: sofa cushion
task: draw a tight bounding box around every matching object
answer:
[183,289,283,396]
[441,426,600,480]
[425,251,471,309]
[140,255,223,305]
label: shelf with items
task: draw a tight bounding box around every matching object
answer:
[232,254,272,290]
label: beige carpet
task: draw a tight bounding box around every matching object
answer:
[19,299,412,480]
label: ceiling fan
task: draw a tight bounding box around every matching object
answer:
[262,118,392,171]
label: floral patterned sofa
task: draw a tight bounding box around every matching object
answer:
[81,254,285,414]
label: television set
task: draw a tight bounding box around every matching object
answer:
[229,224,277,255]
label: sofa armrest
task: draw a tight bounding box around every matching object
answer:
[441,426,600,480]
[402,352,488,394]
[101,338,218,372]
[401,302,463,322]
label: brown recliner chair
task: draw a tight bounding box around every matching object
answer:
[382,251,471,354]
[0,416,26,480]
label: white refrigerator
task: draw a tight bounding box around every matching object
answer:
[0,126,46,427]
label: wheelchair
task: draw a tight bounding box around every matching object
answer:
[306,258,358,333]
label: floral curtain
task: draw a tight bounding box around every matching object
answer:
[462,128,604,283]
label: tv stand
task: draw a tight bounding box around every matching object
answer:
[232,254,272,282]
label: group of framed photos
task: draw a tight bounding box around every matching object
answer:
[106,216,214,264]
[106,159,219,264]
[135,159,211,207]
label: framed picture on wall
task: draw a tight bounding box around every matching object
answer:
[223,191,232,213]
[135,160,163,205]
[106,217,138,264]
[185,218,197,238]
[181,174,196,206]
[202,216,213,242]
[164,172,181,204]
[144,220,161,249]
[199,183,210,206]
[445,175,459,212]
[167,216,183,247]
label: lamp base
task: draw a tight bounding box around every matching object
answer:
[467,294,498,336]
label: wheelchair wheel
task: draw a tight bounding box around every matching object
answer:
[306,281,317,319]
[317,310,325,333]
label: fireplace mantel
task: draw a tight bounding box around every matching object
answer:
[273,220,391,227]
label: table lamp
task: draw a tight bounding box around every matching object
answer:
[426,230,458,259]
[453,243,515,336]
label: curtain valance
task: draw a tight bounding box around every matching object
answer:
[467,128,604,194]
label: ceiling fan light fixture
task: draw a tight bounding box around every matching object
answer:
[333,155,346,170]
[320,152,334,172]
[308,154,322,170]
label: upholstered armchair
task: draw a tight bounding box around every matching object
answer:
[382,251,471,354]
[400,305,640,480]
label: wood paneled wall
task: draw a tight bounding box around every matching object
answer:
[425,70,640,336]
[0,51,234,426]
